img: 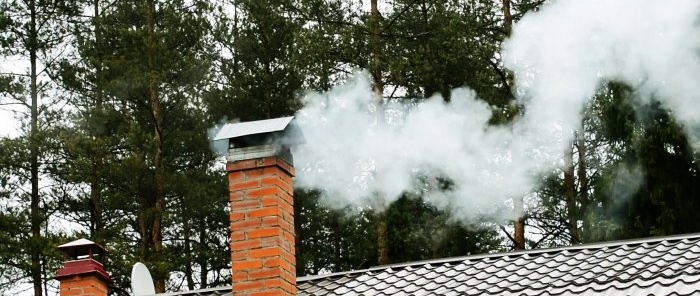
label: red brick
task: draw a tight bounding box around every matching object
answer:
[249,228,281,238]
[61,289,84,296]
[230,212,245,222]
[278,202,294,217]
[282,252,296,266]
[251,290,283,296]
[260,237,282,248]
[231,231,246,241]
[262,196,281,207]
[250,268,281,280]
[233,280,264,291]
[276,280,296,294]
[264,258,280,268]
[271,159,295,176]
[230,191,246,201]
[262,177,293,194]
[227,159,257,171]
[279,192,294,207]
[262,216,280,227]
[280,163,294,175]
[283,232,295,248]
[249,247,281,258]
[231,219,261,230]
[232,271,248,281]
[245,168,266,178]
[265,278,283,288]
[229,171,245,181]
[61,280,81,288]
[232,199,262,211]
[262,167,283,176]
[248,207,281,218]
[278,259,293,273]
[256,157,277,167]
[230,179,261,191]
[232,239,261,251]
[233,260,263,271]
[278,221,293,233]
[59,274,108,296]
[231,250,247,261]
[247,187,280,198]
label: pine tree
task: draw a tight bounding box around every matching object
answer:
[55,0,222,292]
[0,0,81,294]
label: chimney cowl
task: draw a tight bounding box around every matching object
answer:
[56,238,111,292]
[213,116,305,164]
[57,238,108,260]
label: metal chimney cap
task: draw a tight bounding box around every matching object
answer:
[213,116,295,141]
[58,238,108,259]
[213,116,305,163]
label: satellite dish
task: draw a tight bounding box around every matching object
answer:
[131,262,156,296]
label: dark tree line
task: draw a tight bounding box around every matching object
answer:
[1,0,699,295]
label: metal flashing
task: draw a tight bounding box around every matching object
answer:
[213,116,294,141]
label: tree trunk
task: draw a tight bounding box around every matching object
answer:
[29,0,42,294]
[576,130,589,242]
[370,0,383,97]
[513,198,525,250]
[501,0,525,250]
[430,232,441,259]
[564,138,578,244]
[294,201,304,276]
[198,217,208,288]
[376,212,389,265]
[332,216,342,270]
[145,0,166,292]
[502,0,512,37]
[90,0,105,242]
[370,0,389,264]
[184,217,194,290]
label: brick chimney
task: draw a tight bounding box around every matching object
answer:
[56,239,110,296]
[228,157,296,295]
[214,116,303,296]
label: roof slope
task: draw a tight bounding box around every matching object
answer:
[164,233,700,296]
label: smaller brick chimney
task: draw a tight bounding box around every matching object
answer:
[214,116,303,296]
[56,239,110,296]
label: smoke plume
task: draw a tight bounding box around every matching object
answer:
[292,0,700,220]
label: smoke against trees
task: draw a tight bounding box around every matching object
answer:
[295,74,531,218]
[293,0,700,221]
[3,0,700,294]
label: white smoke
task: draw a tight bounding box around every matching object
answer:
[504,0,700,146]
[292,0,700,220]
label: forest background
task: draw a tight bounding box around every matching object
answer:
[1,0,699,295]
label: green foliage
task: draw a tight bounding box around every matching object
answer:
[295,190,379,275]
[5,0,700,294]
[50,0,227,292]
[206,0,303,122]
[386,195,502,262]
[383,0,503,100]
[534,80,700,246]
[601,99,700,238]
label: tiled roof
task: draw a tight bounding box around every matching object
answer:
[155,286,232,296]
[164,233,700,296]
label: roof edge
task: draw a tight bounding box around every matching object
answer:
[297,232,700,282]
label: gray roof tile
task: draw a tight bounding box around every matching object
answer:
[171,233,700,296]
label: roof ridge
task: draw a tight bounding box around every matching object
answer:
[297,232,700,283]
